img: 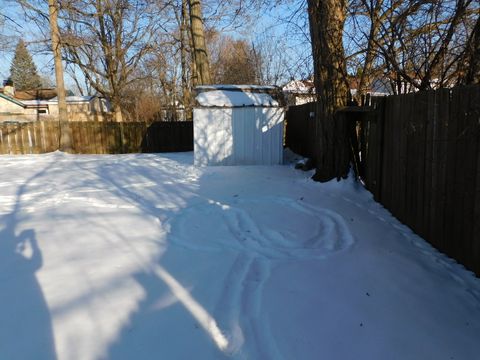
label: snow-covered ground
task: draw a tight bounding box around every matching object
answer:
[0,151,479,360]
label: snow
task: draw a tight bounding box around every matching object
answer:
[196,85,278,91]
[196,90,279,107]
[48,96,94,103]
[0,151,479,360]
[21,100,52,106]
[20,97,93,106]
[282,79,315,94]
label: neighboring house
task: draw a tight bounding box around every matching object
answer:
[0,93,35,117]
[0,83,110,122]
[349,77,390,99]
[282,79,316,106]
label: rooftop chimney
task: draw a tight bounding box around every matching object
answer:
[3,79,15,97]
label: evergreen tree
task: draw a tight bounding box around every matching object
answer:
[9,39,42,90]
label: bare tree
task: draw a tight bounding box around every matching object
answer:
[60,0,163,121]
[347,0,479,94]
[209,33,261,84]
[48,0,72,151]
[459,13,480,84]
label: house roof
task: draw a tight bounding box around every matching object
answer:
[14,88,58,101]
[1,92,99,111]
[22,100,52,107]
[282,80,315,94]
[49,96,94,103]
[0,93,26,108]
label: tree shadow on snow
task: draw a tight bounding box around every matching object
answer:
[84,158,229,359]
[0,162,57,360]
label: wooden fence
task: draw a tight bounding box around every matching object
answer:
[285,85,480,276]
[0,120,193,155]
[285,101,358,181]
[361,85,480,276]
[285,102,317,159]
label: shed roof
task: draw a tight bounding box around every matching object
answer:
[195,85,282,108]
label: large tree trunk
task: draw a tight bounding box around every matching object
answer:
[181,0,192,118]
[48,0,72,152]
[188,0,211,85]
[307,0,350,182]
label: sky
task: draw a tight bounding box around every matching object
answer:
[0,0,312,93]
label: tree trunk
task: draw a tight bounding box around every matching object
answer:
[307,0,349,182]
[48,0,72,152]
[181,0,192,118]
[188,0,211,85]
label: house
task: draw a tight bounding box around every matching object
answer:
[0,82,110,122]
[282,79,316,106]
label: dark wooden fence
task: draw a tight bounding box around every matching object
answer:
[285,101,358,181]
[362,85,480,276]
[0,120,193,155]
[285,102,317,158]
[285,85,480,276]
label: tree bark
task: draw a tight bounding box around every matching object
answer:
[188,0,211,85]
[48,0,72,152]
[181,0,192,118]
[307,0,349,182]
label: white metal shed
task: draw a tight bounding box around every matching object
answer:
[194,85,285,166]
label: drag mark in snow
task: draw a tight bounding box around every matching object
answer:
[169,197,354,260]
[213,254,252,354]
[240,257,283,359]
[169,197,355,357]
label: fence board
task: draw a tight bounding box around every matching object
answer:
[471,87,480,275]
[423,90,435,242]
[19,124,26,154]
[381,95,395,211]
[414,91,428,237]
[453,87,468,264]
[0,128,4,154]
[460,86,480,270]
[474,120,480,275]
[448,87,465,260]
[397,94,409,223]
